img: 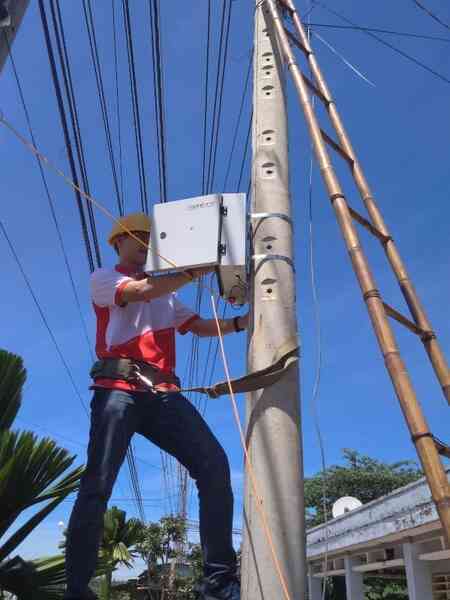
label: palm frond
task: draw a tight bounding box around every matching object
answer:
[0,350,26,430]
[0,554,110,599]
[0,430,80,536]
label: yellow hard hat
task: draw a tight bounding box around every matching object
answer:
[108,212,151,247]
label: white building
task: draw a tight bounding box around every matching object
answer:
[307,469,450,600]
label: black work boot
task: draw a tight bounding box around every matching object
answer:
[196,577,240,600]
[0,0,11,27]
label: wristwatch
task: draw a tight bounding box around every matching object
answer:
[233,316,244,333]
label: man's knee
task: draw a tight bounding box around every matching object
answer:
[198,446,232,491]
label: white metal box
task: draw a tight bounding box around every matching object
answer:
[145,193,247,304]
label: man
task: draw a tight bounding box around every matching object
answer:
[64,213,247,600]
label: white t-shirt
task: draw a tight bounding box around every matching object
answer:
[91,265,198,390]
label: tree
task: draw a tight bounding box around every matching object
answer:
[135,516,190,600]
[0,349,84,599]
[175,542,203,600]
[305,449,422,600]
[305,448,422,528]
[98,506,143,600]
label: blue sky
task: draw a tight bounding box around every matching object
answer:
[1,0,449,581]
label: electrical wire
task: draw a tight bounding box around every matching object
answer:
[314,1,450,85]
[15,417,161,471]
[307,132,329,600]
[0,220,90,417]
[127,443,147,522]
[61,496,175,505]
[4,31,95,363]
[38,0,95,273]
[305,16,329,597]
[237,111,253,192]
[202,0,212,195]
[205,0,229,193]
[207,0,234,193]
[411,0,450,32]
[49,0,102,268]
[311,29,376,87]
[122,0,149,213]
[149,0,168,203]
[223,49,253,191]
[307,22,450,43]
[81,0,123,216]
[111,0,125,211]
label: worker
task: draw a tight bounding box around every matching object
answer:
[64,213,246,600]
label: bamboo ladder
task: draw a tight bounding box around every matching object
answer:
[263,0,450,545]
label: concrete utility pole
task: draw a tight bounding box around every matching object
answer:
[0,0,30,74]
[241,2,306,599]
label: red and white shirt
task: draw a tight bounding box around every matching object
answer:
[91,265,199,391]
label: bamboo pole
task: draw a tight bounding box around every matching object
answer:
[284,0,450,406]
[264,0,450,548]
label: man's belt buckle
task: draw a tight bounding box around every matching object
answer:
[130,364,155,391]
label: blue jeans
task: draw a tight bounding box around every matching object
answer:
[64,388,236,598]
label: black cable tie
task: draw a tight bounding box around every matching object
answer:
[363,289,381,301]
[411,431,433,444]
[329,193,345,203]
[420,330,437,343]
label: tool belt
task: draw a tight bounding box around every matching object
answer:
[90,337,298,398]
[90,358,180,390]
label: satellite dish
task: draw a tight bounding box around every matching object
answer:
[332,496,362,518]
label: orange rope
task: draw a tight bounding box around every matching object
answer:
[210,295,293,600]
[1,113,293,599]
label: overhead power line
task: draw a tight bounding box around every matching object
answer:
[38,0,96,273]
[207,0,233,193]
[49,0,102,268]
[122,0,149,213]
[149,0,168,203]
[127,443,147,522]
[308,22,450,43]
[314,1,450,86]
[411,0,450,32]
[82,0,124,216]
[202,1,212,195]
[0,220,89,417]
[111,0,125,208]
[223,49,253,191]
[237,111,252,192]
[5,32,95,362]
[16,417,161,471]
